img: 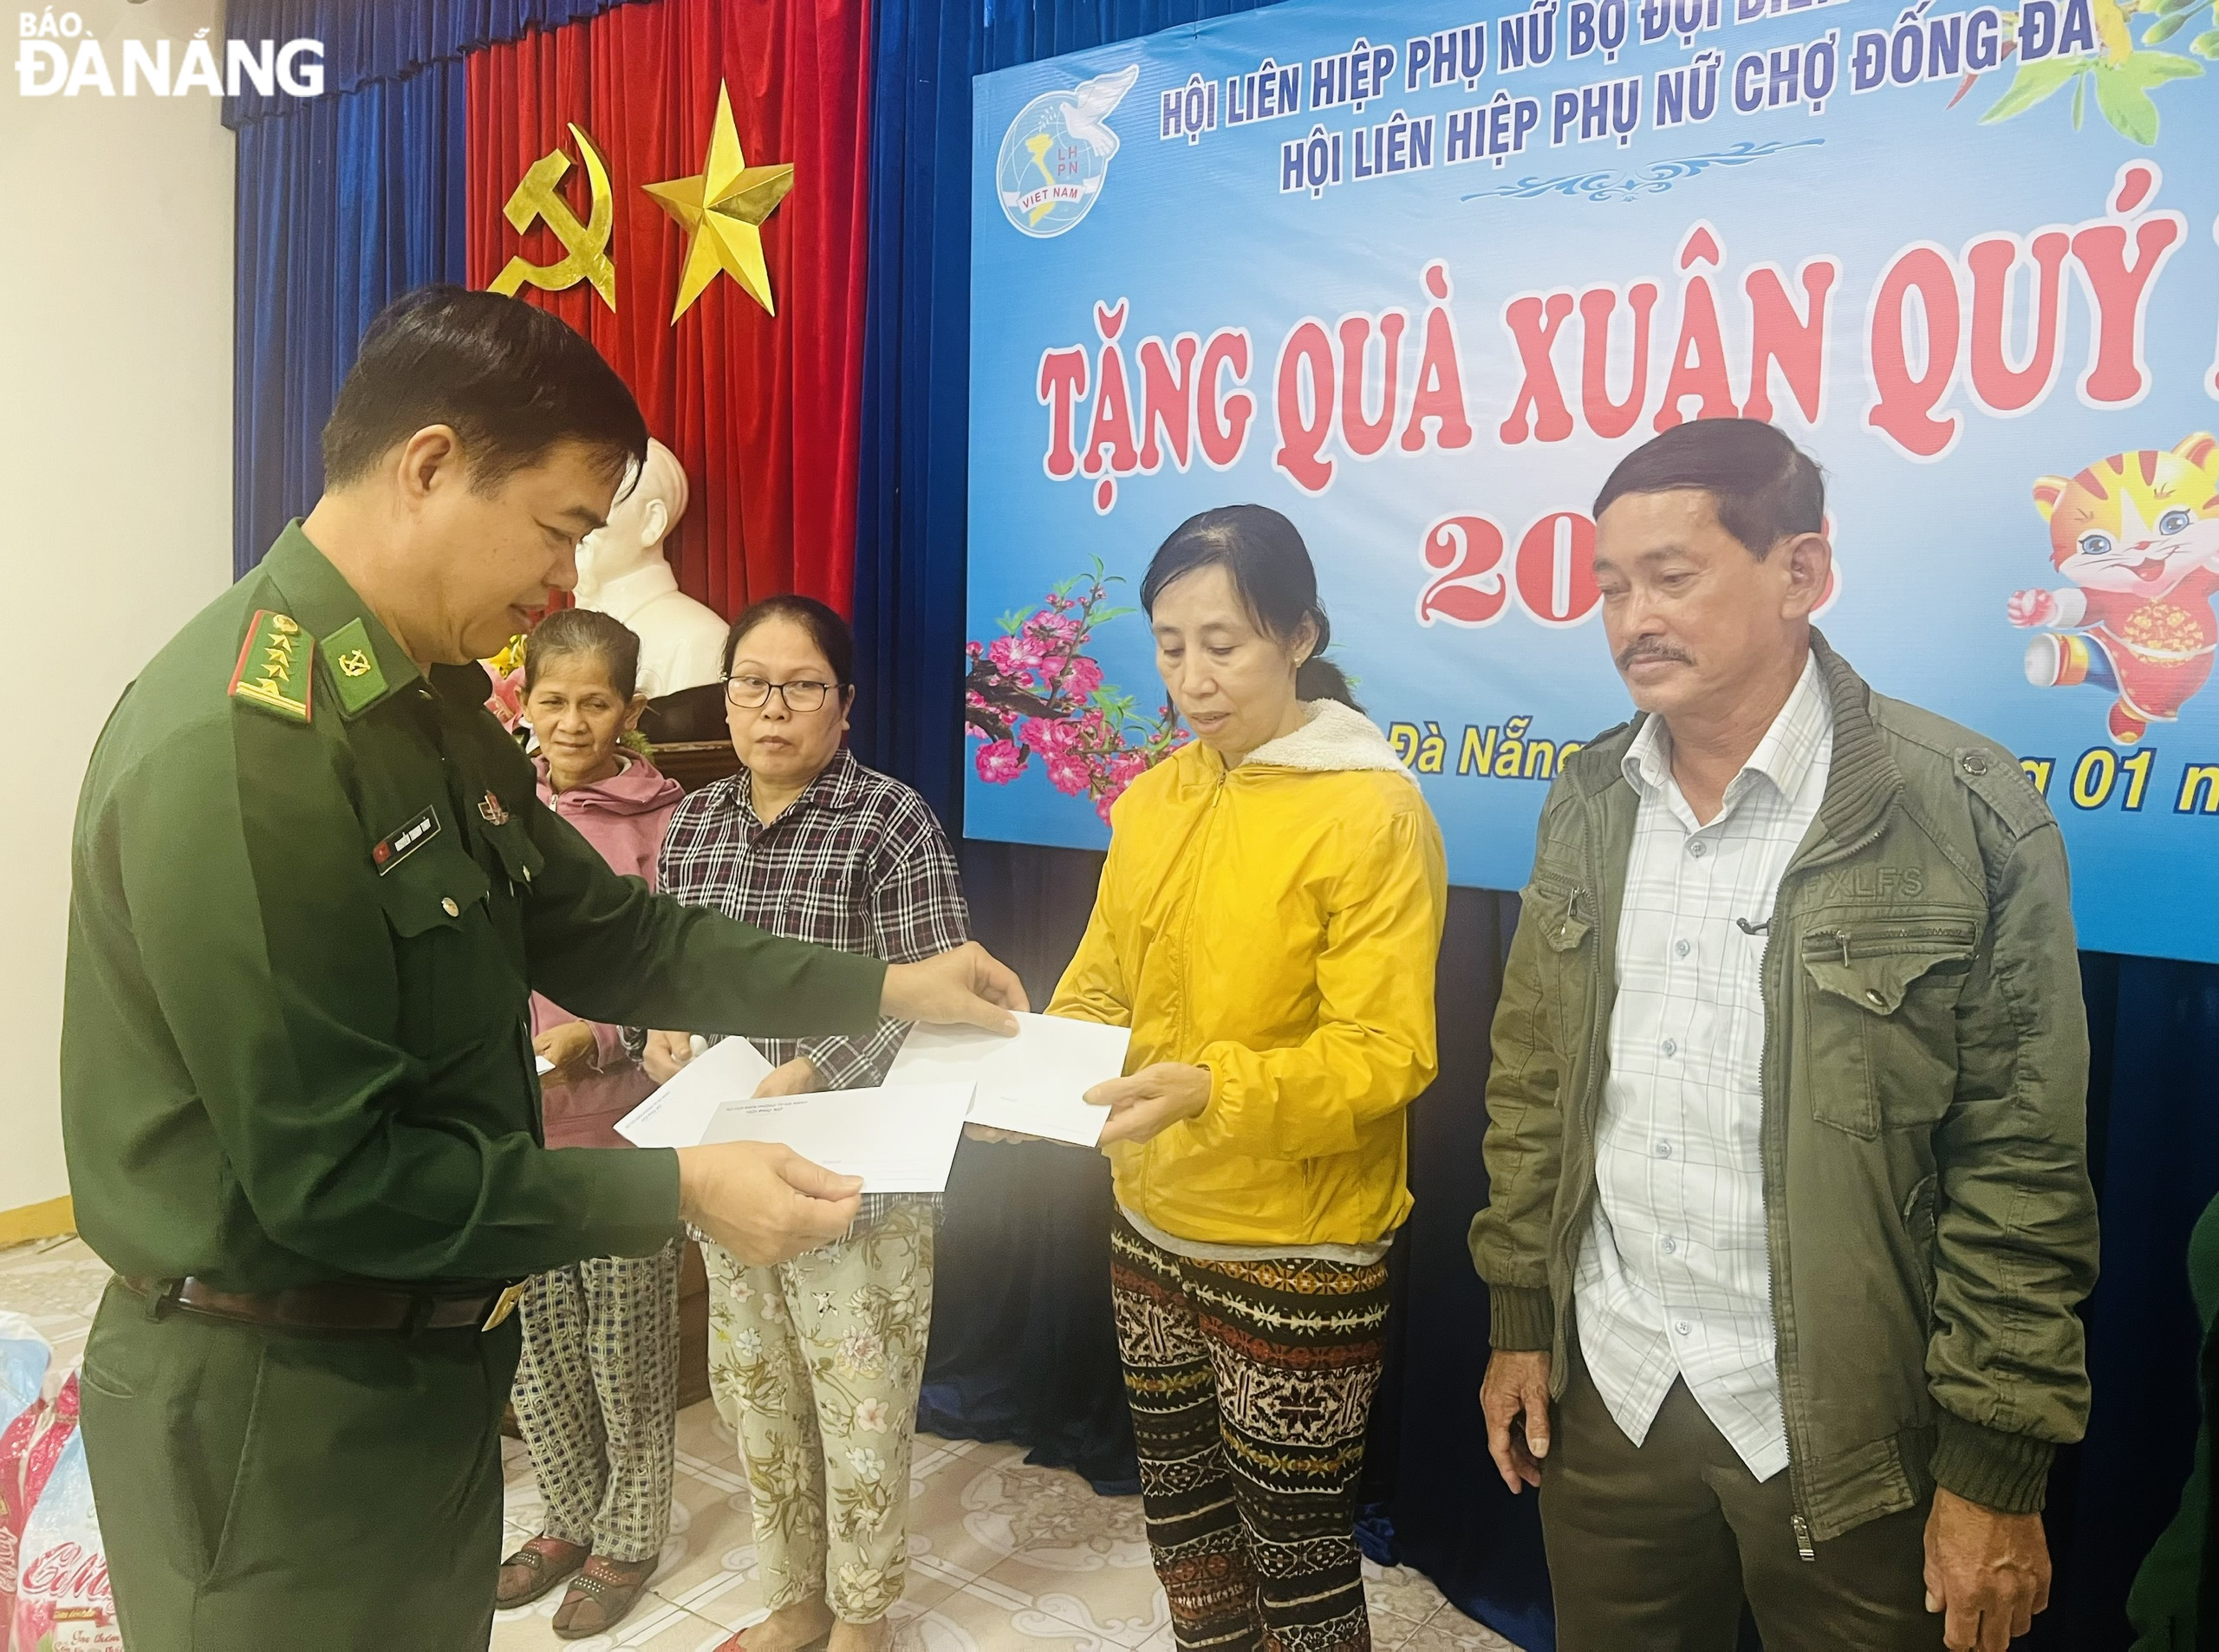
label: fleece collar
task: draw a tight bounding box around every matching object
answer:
[1239,699,1409,774]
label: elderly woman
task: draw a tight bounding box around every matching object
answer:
[497,608,687,1639]
[1054,505,1448,1652]
[645,595,966,1652]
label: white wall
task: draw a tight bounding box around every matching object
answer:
[0,0,235,1213]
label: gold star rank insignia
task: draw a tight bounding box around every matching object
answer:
[644,81,797,321]
[228,610,315,724]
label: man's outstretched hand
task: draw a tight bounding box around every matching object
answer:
[676,1141,863,1265]
[666,942,1026,1264]
[882,941,1029,1034]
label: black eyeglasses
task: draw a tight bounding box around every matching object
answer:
[726,675,842,713]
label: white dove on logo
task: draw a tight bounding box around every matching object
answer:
[995,61,1141,237]
[1061,63,1141,161]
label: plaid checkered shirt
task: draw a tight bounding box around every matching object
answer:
[656,747,970,1225]
[1573,653,1834,1482]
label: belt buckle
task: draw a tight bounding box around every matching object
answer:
[480,1282,529,1333]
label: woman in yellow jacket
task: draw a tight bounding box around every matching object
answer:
[1052,504,1448,1652]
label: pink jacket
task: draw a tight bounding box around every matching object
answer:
[530,751,686,1148]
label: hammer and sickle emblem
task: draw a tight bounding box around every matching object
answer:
[489,123,617,311]
[337,649,373,679]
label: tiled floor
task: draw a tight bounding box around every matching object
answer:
[2,1235,1524,1652]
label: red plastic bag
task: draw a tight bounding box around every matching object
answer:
[10,1376,116,1651]
[0,1314,53,1644]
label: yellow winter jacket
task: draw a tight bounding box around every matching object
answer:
[1048,700,1448,1248]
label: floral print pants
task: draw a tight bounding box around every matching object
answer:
[704,1202,935,1623]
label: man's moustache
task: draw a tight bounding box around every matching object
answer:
[1617,645,1693,670]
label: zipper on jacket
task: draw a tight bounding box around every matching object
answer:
[1173,779,1229,1060]
[1754,902,1819,1564]
[1807,920,1977,963]
[1574,887,1606,1109]
[1763,811,1894,1564]
[1556,823,1614,1350]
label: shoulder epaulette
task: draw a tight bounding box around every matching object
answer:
[228,609,315,724]
[1949,743,2054,838]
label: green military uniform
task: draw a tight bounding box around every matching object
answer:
[62,524,887,1650]
[2128,1189,2219,1649]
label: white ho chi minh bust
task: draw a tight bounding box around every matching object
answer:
[571,439,728,699]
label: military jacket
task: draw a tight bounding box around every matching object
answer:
[62,524,884,1292]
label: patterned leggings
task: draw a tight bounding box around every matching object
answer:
[1110,1217,1390,1652]
[511,1242,682,1564]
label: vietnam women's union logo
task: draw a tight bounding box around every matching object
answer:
[996,63,1141,239]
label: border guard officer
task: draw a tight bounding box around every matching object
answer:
[62,288,1026,1649]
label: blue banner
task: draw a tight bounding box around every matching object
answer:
[966,0,2219,962]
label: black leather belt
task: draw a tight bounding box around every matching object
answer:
[120,1275,529,1333]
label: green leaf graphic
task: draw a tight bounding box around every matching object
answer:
[1979,55,2087,120]
[2094,62,2160,140]
[2133,47,2207,78]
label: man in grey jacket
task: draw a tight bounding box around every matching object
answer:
[1469,419,2099,1652]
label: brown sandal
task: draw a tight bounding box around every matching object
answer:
[497,1536,588,1609]
[711,1627,835,1652]
[553,1553,659,1640]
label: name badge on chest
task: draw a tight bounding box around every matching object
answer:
[372,807,440,875]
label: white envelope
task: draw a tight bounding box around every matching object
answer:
[886,1011,1130,1147]
[700,1083,976,1193]
[613,1037,777,1149]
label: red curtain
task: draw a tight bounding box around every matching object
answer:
[465,0,871,618]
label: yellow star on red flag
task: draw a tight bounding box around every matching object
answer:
[645,81,797,321]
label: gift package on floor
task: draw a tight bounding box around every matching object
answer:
[10,1376,118,1652]
[0,1313,53,1642]
[0,1315,116,1652]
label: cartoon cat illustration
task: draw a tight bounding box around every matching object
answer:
[2008,433,2219,745]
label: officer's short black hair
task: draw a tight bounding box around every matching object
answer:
[1592,419,1825,559]
[321,286,650,495]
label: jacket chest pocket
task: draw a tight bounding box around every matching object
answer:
[376,845,495,1057]
[1797,918,1977,1139]
[1528,880,1594,1050]
[481,813,547,893]
[478,817,544,976]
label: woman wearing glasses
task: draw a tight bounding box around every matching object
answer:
[643,595,967,1652]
